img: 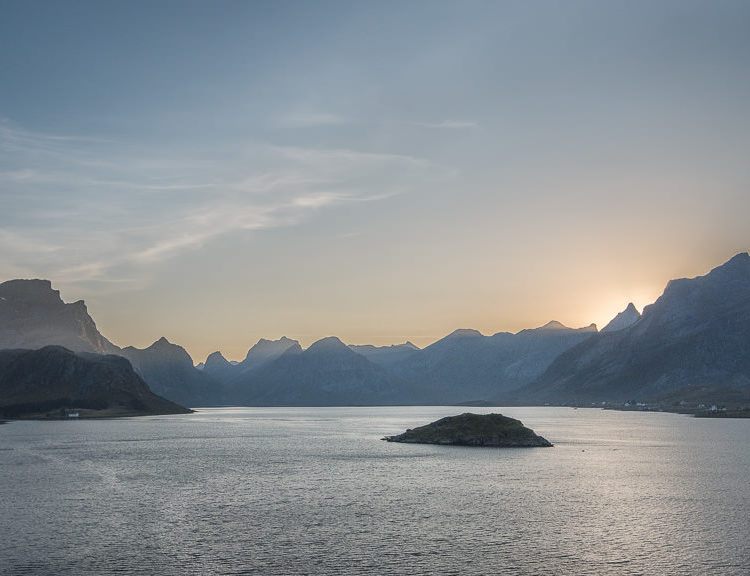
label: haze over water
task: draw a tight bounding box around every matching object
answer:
[2,407,748,575]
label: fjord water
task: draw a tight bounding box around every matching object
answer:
[1,407,748,576]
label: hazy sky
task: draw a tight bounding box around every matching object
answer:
[2,1,749,361]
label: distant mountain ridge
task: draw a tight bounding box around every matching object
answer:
[385,321,598,404]
[229,336,405,406]
[348,341,420,367]
[2,252,749,409]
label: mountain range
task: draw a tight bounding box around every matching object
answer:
[385,322,598,404]
[517,252,750,406]
[1,252,749,410]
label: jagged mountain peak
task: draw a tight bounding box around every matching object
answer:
[602,303,641,333]
[129,337,195,365]
[150,336,174,349]
[256,337,295,346]
[244,336,300,360]
[539,320,568,330]
[205,350,230,366]
[518,321,597,337]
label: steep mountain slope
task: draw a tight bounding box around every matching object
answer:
[0,279,118,354]
[0,346,190,418]
[522,253,750,405]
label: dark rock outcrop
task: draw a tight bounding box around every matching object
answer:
[0,346,190,418]
[0,280,216,406]
[384,412,552,447]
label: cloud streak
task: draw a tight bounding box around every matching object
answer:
[0,121,438,285]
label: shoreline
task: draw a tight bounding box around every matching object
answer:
[3,404,749,421]
[457,400,750,418]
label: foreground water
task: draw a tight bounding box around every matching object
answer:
[1,407,748,575]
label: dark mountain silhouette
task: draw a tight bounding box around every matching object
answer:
[520,253,750,406]
[120,337,221,407]
[201,337,304,396]
[232,336,405,405]
[202,350,235,381]
[0,346,190,418]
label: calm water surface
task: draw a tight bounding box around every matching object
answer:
[1,407,748,575]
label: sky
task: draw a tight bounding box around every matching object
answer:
[1,0,749,362]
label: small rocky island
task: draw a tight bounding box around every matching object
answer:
[384,413,553,447]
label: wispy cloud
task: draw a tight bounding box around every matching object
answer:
[0,228,61,255]
[0,121,440,285]
[273,145,432,171]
